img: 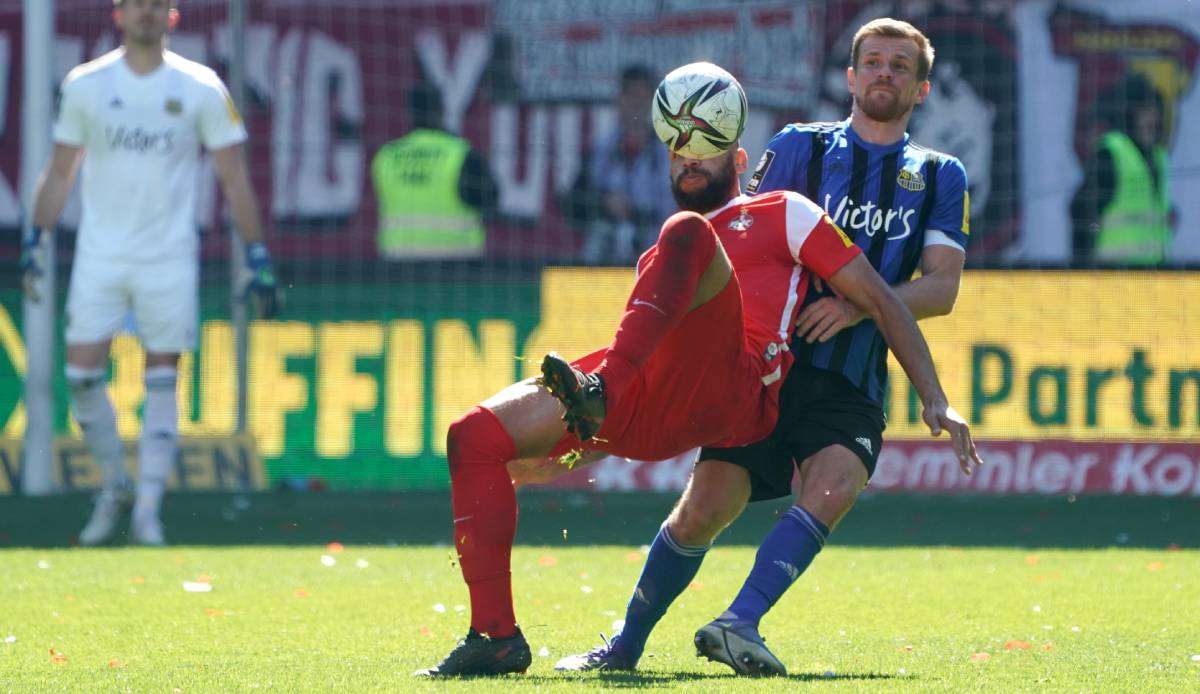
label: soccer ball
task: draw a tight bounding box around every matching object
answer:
[651,62,747,160]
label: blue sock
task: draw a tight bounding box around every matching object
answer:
[725,505,829,626]
[611,523,708,660]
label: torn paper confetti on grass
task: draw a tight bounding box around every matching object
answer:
[182,582,213,593]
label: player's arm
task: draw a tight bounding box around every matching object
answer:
[824,255,980,472]
[212,143,278,318]
[21,144,84,299]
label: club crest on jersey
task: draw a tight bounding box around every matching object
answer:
[728,208,754,231]
[897,168,926,192]
[165,98,183,115]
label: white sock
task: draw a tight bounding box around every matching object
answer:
[135,365,178,520]
[66,364,127,492]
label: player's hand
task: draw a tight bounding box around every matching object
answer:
[244,242,281,319]
[921,400,983,476]
[18,227,45,302]
[794,296,863,343]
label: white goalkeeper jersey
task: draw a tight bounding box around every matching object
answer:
[54,48,247,263]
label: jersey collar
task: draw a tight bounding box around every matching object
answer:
[842,117,910,154]
[704,194,753,220]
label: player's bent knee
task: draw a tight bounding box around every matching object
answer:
[658,211,716,255]
[446,406,516,475]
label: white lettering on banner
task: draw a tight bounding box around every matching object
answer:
[272,30,364,221]
[1111,444,1159,495]
[491,104,548,217]
[495,1,821,110]
[415,30,491,136]
[563,443,1200,496]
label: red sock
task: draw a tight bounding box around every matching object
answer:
[597,211,717,402]
[447,406,519,638]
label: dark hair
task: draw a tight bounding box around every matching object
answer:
[620,64,656,91]
[1099,75,1163,135]
[409,82,443,129]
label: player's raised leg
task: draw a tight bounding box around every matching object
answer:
[542,210,732,440]
[416,380,572,677]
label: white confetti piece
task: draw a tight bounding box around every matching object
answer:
[36,560,51,570]
[580,585,593,594]
[320,555,336,567]
[4,635,15,643]
[1071,626,1081,633]
[898,668,907,675]
[538,647,550,657]
[182,581,212,593]
[454,605,465,613]
[1043,625,1054,630]
[1032,604,1041,613]
[1190,654,1200,662]
[432,603,446,613]
[355,559,369,569]
[612,619,625,633]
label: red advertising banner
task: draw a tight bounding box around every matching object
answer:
[545,441,1200,497]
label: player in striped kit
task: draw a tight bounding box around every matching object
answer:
[559,19,982,676]
[420,62,977,677]
[21,0,277,545]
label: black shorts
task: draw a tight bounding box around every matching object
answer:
[700,365,887,502]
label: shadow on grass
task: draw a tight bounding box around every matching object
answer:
[0,490,1196,549]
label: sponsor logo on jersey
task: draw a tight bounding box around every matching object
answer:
[165,98,183,115]
[823,194,915,241]
[897,168,926,191]
[105,125,177,155]
[728,208,754,231]
[746,149,774,194]
[855,436,873,454]
[109,96,124,110]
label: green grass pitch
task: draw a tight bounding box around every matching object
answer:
[1,492,1197,691]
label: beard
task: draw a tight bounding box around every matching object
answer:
[855,85,913,123]
[670,155,737,213]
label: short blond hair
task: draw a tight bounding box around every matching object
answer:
[851,18,935,82]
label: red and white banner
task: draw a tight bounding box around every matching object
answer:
[547,441,1200,497]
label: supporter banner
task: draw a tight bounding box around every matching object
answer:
[0,269,1197,493]
[0,434,264,495]
[3,1,1196,263]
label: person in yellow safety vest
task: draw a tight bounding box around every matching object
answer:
[372,82,498,259]
[1071,75,1172,266]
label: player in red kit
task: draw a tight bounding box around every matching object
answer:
[417,64,975,678]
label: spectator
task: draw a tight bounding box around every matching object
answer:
[371,82,499,259]
[1071,75,1171,265]
[580,64,675,265]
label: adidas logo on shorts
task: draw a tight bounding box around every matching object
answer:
[855,436,873,455]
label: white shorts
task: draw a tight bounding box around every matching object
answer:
[65,255,198,353]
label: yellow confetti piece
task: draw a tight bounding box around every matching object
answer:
[294,588,310,598]
[537,555,558,567]
[1024,555,1040,566]
[1146,561,1165,571]
[50,648,67,664]
[326,542,345,554]
[1005,640,1031,651]
[108,658,124,669]
[970,652,991,662]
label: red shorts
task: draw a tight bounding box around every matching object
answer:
[549,275,779,462]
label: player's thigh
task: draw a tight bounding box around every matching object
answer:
[130,258,198,354]
[482,378,570,459]
[795,445,868,529]
[691,234,733,310]
[668,459,751,545]
[64,256,130,354]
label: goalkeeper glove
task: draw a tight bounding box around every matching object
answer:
[19,227,44,302]
[245,241,280,319]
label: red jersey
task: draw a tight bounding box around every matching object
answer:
[637,190,860,439]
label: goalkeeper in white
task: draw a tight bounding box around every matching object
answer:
[21,0,278,545]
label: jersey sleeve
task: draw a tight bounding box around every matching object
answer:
[783,192,861,279]
[746,125,808,195]
[923,157,969,250]
[52,75,88,147]
[197,74,248,150]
